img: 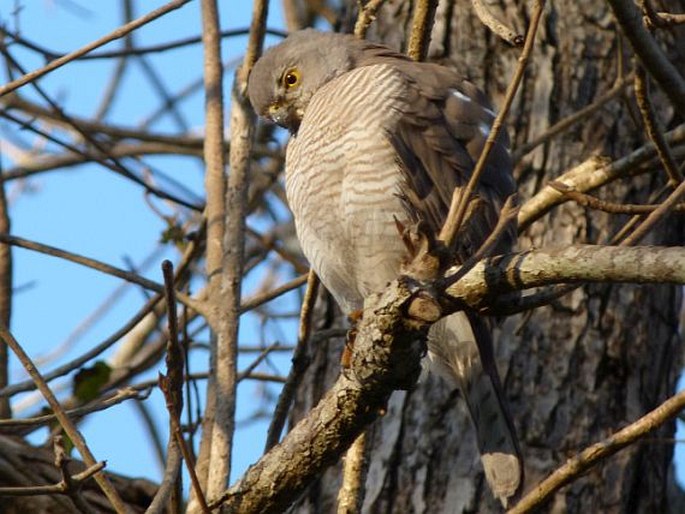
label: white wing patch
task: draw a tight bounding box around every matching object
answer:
[450,89,472,103]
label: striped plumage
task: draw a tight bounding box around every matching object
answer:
[248,29,522,506]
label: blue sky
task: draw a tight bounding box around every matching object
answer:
[1,0,683,496]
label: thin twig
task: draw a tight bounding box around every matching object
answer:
[609,185,671,244]
[354,0,387,38]
[0,387,148,432]
[0,164,11,418]
[0,323,128,513]
[440,0,545,247]
[548,181,685,214]
[2,26,287,61]
[518,124,685,231]
[264,271,320,451]
[620,177,685,245]
[471,0,523,46]
[53,435,96,513]
[0,296,162,398]
[240,273,309,313]
[0,107,201,210]
[0,0,193,97]
[0,233,204,315]
[159,260,209,513]
[634,65,683,184]
[508,389,685,514]
[513,75,632,161]
[0,458,105,498]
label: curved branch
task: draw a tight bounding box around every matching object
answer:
[509,389,685,514]
[607,0,685,119]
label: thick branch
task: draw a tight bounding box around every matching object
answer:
[215,279,426,513]
[215,243,685,512]
[445,245,685,311]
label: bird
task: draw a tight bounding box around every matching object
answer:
[248,29,522,506]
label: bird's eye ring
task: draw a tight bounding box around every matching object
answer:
[283,68,301,89]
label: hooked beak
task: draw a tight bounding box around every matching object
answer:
[265,100,300,133]
[267,101,291,128]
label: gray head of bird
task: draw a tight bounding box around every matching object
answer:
[247,29,363,133]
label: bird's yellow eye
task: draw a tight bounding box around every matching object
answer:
[282,68,301,89]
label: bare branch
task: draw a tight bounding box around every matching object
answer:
[621,175,685,245]
[0,233,204,315]
[513,75,632,161]
[518,123,685,231]
[354,0,387,38]
[471,0,523,46]
[445,245,685,311]
[548,181,685,214]
[607,0,685,118]
[634,65,683,184]
[509,389,685,514]
[159,260,209,513]
[0,323,127,513]
[337,430,370,513]
[407,0,439,61]
[212,242,685,513]
[0,0,193,97]
[264,271,319,451]
[0,167,11,418]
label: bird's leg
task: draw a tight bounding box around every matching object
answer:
[341,309,363,368]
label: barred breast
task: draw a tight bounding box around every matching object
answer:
[286,64,410,313]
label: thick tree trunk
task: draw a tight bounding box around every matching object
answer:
[290,1,685,512]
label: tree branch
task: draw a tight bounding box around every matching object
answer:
[0,0,193,97]
[0,323,128,513]
[607,0,685,119]
[509,389,685,514]
[518,123,685,231]
[213,243,685,513]
[444,245,685,311]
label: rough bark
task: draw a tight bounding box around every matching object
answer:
[289,1,685,513]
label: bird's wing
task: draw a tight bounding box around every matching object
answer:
[383,62,516,261]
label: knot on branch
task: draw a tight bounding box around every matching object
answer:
[349,276,442,392]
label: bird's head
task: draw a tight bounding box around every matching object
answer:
[248,30,359,133]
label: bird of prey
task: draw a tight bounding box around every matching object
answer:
[248,29,522,506]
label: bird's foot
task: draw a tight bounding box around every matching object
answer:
[394,217,445,280]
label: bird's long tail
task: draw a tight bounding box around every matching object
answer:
[427,310,523,507]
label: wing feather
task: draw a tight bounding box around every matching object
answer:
[380,61,516,262]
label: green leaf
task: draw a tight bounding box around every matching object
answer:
[73,360,112,402]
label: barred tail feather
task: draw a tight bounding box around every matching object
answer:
[428,311,523,507]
